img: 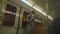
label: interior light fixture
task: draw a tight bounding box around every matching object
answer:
[33,7,47,16]
[21,0,53,20]
[21,0,33,7]
[33,7,53,20]
[48,16,53,20]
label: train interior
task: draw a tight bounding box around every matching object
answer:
[0,0,60,34]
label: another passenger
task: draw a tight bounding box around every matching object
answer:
[50,17,60,34]
[25,11,35,34]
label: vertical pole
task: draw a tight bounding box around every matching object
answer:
[0,0,2,21]
[47,0,48,27]
[46,0,49,34]
[16,7,21,34]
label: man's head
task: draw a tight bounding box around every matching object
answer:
[31,11,36,15]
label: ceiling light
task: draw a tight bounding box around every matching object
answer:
[33,7,47,16]
[21,0,33,7]
[48,16,53,20]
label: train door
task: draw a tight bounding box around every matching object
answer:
[18,8,31,34]
[0,0,20,34]
[22,11,30,28]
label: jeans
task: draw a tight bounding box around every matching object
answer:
[26,23,33,34]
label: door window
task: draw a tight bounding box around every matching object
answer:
[1,4,17,26]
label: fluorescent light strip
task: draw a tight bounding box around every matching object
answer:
[48,16,53,20]
[33,6,53,20]
[33,7,47,16]
[21,0,33,7]
[21,0,53,20]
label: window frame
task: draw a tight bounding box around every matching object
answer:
[0,0,20,27]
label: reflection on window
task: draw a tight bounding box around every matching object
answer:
[1,4,17,26]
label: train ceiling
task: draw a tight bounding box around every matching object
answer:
[9,0,60,20]
[21,0,53,20]
[29,0,60,19]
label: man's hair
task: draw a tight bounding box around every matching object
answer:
[31,11,36,14]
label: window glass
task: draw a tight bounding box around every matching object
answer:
[1,4,17,26]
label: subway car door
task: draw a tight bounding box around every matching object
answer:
[0,1,20,34]
[18,8,31,34]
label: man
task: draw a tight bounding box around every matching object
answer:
[25,11,35,34]
[49,17,60,34]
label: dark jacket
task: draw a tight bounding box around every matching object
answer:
[50,17,60,34]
